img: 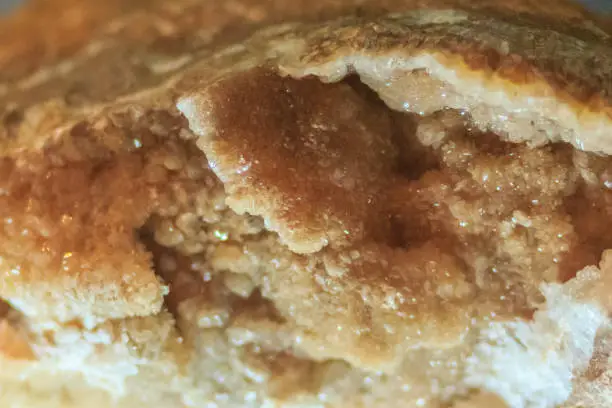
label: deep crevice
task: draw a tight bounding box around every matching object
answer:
[229,288,287,326]
[561,181,612,282]
[138,225,190,324]
[0,298,23,327]
[344,74,440,180]
[0,299,10,319]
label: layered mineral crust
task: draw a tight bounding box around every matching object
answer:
[0,0,611,407]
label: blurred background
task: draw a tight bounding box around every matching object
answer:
[0,0,19,13]
[1,0,612,13]
[584,0,612,12]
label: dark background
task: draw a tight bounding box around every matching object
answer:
[1,0,20,13]
[583,0,612,12]
[1,0,611,13]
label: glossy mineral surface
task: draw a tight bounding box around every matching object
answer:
[1,1,612,407]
